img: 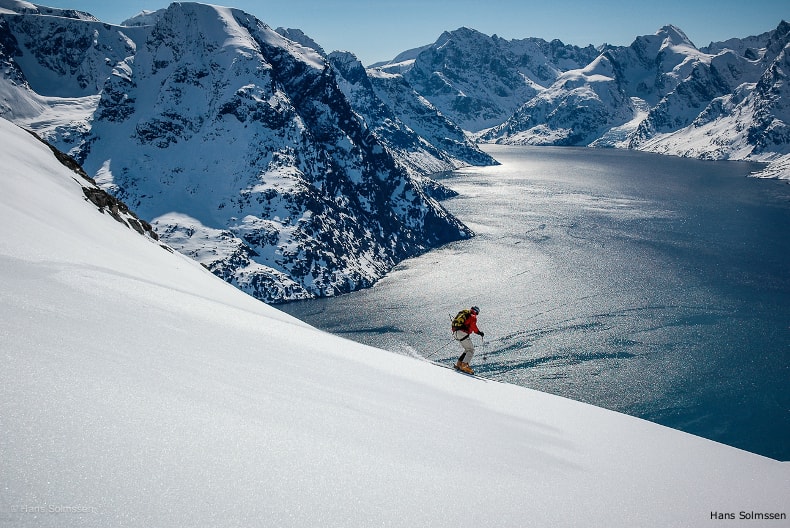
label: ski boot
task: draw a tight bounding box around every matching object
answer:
[455,361,474,375]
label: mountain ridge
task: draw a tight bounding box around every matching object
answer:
[459,21,790,176]
[0,1,481,303]
[365,20,789,178]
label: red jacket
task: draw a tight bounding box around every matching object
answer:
[455,311,479,335]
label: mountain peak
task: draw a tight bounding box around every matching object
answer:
[656,24,696,49]
[0,0,98,20]
[0,1,477,303]
[435,26,486,46]
[121,8,165,27]
[275,27,326,56]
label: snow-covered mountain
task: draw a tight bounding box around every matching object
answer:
[270,29,499,176]
[388,27,601,132]
[0,1,479,303]
[0,0,95,21]
[329,50,497,177]
[636,22,790,170]
[479,52,635,146]
[376,22,789,177]
[476,22,790,177]
[2,114,788,528]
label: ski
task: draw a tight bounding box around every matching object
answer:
[453,365,480,378]
[426,359,488,380]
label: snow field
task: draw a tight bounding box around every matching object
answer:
[1,117,787,527]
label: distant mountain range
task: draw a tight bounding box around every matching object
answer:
[376,24,790,175]
[1,1,787,302]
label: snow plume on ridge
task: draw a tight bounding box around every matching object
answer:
[0,2,472,303]
[1,115,788,527]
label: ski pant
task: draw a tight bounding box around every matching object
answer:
[454,330,475,364]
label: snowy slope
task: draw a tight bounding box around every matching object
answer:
[1,114,788,527]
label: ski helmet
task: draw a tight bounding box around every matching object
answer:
[471,306,480,314]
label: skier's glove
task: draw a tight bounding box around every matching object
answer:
[478,331,484,338]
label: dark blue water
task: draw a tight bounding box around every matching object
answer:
[279,145,790,460]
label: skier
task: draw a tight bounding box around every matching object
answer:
[452,306,484,374]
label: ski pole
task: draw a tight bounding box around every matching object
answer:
[424,337,454,360]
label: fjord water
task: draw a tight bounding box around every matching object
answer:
[279,145,790,460]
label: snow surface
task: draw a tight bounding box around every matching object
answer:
[1,115,788,526]
[752,153,790,180]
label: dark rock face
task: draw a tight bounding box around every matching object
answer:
[24,127,159,241]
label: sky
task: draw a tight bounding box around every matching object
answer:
[26,0,790,65]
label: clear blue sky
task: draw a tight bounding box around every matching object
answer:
[33,0,789,65]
